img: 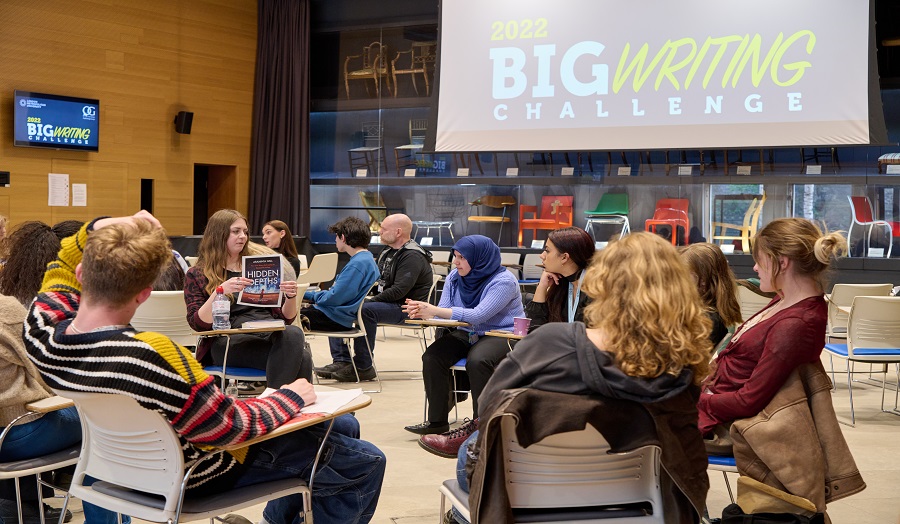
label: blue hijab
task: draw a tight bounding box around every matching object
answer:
[452,235,505,308]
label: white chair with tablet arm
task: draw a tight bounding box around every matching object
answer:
[297,253,339,292]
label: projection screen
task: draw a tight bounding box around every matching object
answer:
[434,0,874,152]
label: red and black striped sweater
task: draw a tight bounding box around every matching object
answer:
[24,221,305,489]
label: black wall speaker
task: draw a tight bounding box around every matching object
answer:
[174,111,194,134]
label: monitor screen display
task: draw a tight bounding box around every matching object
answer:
[14,90,99,152]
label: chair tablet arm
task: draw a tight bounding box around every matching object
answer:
[25,395,75,413]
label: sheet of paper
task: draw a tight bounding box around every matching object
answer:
[72,183,87,206]
[258,387,363,415]
[300,388,363,414]
[48,173,69,206]
[418,318,462,325]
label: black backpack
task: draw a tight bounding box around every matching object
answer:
[721,504,825,524]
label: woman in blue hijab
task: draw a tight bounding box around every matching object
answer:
[402,235,524,438]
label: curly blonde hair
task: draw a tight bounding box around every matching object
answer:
[582,232,711,385]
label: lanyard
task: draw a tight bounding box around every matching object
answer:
[568,278,583,323]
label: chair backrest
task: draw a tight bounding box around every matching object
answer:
[359,122,383,146]
[847,296,900,356]
[353,283,381,335]
[130,291,197,347]
[358,190,387,230]
[736,285,774,321]
[291,283,311,327]
[411,41,437,66]
[500,252,522,279]
[656,198,689,214]
[748,193,767,233]
[297,254,308,271]
[409,119,427,145]
[430,250,452,276]
[360,41,387,70]
[522,253,543,280]
[538,195,574,223]
[297,252,338,285]
[63,390,188,519]
[828,283,894,336]
[499,416,663,521]
[590,193,629,216]
[848,195,876,224]
[652,207,689,223]
[427,273,442,303]
[184,256,199,267]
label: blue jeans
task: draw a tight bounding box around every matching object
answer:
[450,431,478,524]
[328,302,407,369]
[234,414,385,524]
[0,407,129,524]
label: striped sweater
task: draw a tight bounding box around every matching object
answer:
[23,221,306,489]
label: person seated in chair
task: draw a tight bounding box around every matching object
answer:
[417,226,593,458]
[23,212,386,524]
[451,232,712,523]
[185,209,307,395]
[698,219,846,446]
[402,235,524,436]
[680,243,742,348]
[262,219,302,275]
[0,220,116,524]
[316,214,433,383]
[302,217,379,381]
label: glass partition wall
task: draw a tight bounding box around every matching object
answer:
[309,10,900,259]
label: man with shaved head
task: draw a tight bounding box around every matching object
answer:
[316,214,434,382]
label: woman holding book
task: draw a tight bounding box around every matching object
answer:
[184,209,311,388]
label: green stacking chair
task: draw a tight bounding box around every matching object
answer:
[584,193,630,242]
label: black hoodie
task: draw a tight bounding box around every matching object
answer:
[370,240,434,304]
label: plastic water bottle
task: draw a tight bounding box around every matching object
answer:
[212,286,231,330]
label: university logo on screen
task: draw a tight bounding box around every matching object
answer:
[489,30,815,122]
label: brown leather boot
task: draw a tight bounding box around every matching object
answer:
[418,417,479,458]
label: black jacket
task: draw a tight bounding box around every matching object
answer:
[473,322,709,523]
[370,240,433,304]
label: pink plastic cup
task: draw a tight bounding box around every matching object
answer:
[513,317,531,336]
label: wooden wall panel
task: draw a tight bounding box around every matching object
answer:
[0,0,257,234]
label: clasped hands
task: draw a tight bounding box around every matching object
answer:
[402,299,433,319]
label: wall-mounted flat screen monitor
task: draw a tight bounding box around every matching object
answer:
[14,90,99,152]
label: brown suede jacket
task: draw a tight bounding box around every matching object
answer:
[467,388,707,524]
[731,362,866,512]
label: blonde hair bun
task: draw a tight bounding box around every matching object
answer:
[814,231,848,264]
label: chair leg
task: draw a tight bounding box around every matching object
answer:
[722,471,734,503]
[361,336,383,394]
[846,363,856,427]
[828,354,836,390]
[14,478,24,524]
